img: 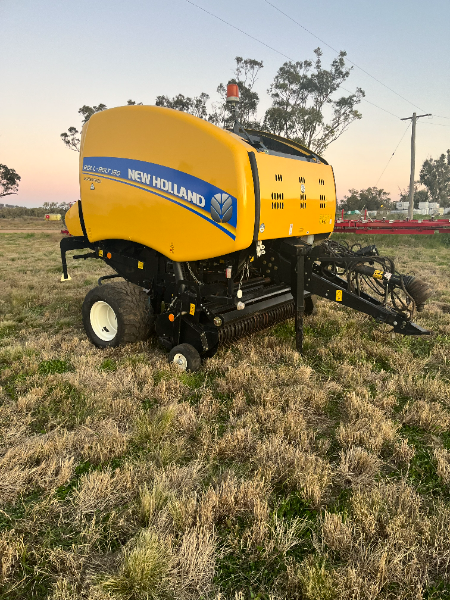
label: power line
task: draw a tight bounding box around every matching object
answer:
[375,123,411,187]
[341,90,400,118]
[184,0,401,120]
[263,0,428,113]
[184,0,292,61]
[420,121,450,128]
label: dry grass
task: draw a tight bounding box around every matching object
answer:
[1,232,450,599]
[0,217,62,230]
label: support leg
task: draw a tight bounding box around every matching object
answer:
[295,254,305,352]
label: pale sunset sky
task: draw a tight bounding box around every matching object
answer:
[1,0,449,207]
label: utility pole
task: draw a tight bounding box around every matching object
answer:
[401,112,431,219]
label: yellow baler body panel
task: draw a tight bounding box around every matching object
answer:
[65,203,84,236]
[71,105,336,260]
[77,106,256,262]
[254,152,336,240]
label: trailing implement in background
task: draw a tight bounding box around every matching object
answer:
[60,96,432,371]
[335,210,450,234]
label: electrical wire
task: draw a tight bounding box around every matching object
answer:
[340,89,400,118]
[375,123,411,186]
[263,0,428,113]
[420,122,450,127]
[184,0,402,120]
[184,0,292,61]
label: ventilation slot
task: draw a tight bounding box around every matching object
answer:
[275,174,283,181]
[271,201,284,209]
[300,202,307,209]
[320,194,326,201]
[300,193,306,200]
[320,202,326,209]
[299,176,306,183]
[319,178,325,185]
[271,192,284,200]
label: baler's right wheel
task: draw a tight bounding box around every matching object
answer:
[82,282,154,348]
[168,344,201,372]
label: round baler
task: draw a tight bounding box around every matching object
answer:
[61,105,431,370]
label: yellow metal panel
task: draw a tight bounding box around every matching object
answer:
[255,152,336,240]
[79,106,256,261]
[73,106,337,258]
[65,202,84,237]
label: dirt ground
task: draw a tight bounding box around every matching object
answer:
[1,232,450,599]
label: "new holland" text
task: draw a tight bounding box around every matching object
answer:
[128,169,205,207]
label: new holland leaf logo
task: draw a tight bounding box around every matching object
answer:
[210,193,233,224]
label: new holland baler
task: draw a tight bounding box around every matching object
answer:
[61,103,431,370]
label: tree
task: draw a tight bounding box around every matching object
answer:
[398,184,429,208]
[0,164,21,198]
[210,57,264,129]
[156,57,264,129]
[155,93,210,119]
[61,101,140,152]
[340,187,392,212]
[419,150,450,207]
[61,50,363,156]
[263,48,364,155]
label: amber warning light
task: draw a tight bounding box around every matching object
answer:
[226,84,240,105]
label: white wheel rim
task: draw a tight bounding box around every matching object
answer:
[172,353,188,371]
[90,301,118,341]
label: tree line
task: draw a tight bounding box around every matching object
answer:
[61,51,365,156]
[0,202,72,218]
[340,149,450,214]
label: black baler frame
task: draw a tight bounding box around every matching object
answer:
[61,234,430,356]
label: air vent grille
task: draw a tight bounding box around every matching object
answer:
[299,176,306,183]
[271,192,284,200]
[272,202,284,209]
[319,178,325,185]
[275,174,283,181]
[300,202,307,209]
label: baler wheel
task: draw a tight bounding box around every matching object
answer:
[82,282,154,348]
[304,294,317,316]
[168,344,202,372]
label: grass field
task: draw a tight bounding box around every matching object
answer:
[0,217,63,231]
[1,230,450,599]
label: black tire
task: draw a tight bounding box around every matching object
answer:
[168,343,202,372]
[82,282,154,348]
[304,294,317,316]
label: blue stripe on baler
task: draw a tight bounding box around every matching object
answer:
[82,156,238,239]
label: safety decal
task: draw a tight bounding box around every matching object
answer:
[336,290,343,302]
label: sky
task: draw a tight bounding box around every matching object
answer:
[1,0,449,207]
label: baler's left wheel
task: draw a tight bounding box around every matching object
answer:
[82,282,153,348]
[168,344,202,372]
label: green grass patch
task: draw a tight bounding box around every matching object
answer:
[424,580,450,599]
[30,381,94,433]
[99,358,117,372]
[400,425,450,499]
[38,358,73,375]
